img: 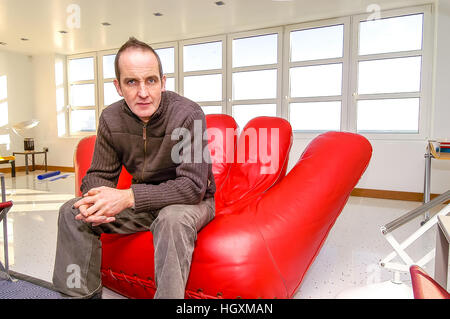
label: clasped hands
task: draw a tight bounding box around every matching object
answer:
[74,186,135,227]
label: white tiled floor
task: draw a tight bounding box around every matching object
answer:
[0,171,444,299]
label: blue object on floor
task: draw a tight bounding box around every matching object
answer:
[37,171,61,180]
[49,174,70,181]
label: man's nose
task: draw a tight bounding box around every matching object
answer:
[138,83,149,98]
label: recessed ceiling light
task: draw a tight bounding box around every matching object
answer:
[102,22,111,26]
[215,1,225,5]
[20,38,29,41]
[153,12,163,17]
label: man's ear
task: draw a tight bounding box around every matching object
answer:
[113,79,123,96]
[161,75,166,92]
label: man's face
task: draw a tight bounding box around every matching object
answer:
[114,48,166,123]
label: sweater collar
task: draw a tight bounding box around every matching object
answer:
[121,91,168,125]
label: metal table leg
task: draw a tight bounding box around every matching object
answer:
[422,144,432,225]
[1,174,8,272]
[25,154,29,175]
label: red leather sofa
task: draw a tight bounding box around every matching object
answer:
[74,115,372,299]
[409,265,450,299]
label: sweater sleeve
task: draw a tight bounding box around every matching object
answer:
[80,116,122,195]
[130,110,211,212]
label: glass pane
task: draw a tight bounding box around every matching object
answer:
[0,134,10,146]
[290,102,341,131]
[69,57,94,82]
[290,64,342,97]
[102,54,116,79]
[358,57,421,94]
[184,74,222,102]
[359,14,423,55]
[183,41,222,72]
[56,87,65,111]
[357,98,419,133]
[290,25,344,62]
[0,75,7,100]
[57,112,66,137]
[233,33,278,67]
[233,69,277,100]
[70,109,96,133]
[165,77,175,92]
[70,84,95,107]
[201,106,222,115]
[0,102,8,127]
[156,47,175,74]
[232,104,276,129]
[103,82,122,106]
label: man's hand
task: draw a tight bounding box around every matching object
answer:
[74,186,135,226]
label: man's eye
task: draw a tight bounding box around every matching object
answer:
[148,78,156,83]
[127,80,135,85]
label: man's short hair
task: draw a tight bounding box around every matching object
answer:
[114,37,163,81]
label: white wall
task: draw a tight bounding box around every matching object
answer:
[0,50,35,166]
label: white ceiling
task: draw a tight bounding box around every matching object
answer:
[0,0,431,55]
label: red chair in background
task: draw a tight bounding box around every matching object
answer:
[409,265,450,299]
[74,115,372,299]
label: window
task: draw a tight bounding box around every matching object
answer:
[60,5,432,140]
[229,29,281,129]
[55,58,67,137]
[350,7,431,137]
[99,51,122,112]
[153,42,178,92]
[0,75,10,149]
[180,36,225,116]
[65,42,178,136]
[67,54,98,134]
[284,19,349,132]
[0,75,8,128]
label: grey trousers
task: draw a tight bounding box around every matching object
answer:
[52,196,215,299]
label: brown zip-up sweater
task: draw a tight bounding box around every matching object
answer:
[80,91,216,214]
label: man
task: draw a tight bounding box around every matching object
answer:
[52,37,216,299]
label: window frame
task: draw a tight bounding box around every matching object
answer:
[179,35,227,114]
[227,26,283,129]
[348,4,433,140]
[283,17,351,138]
[0,75,11,147]
[66,52,98,136]
[97,48,120,115]
[61,4,434,141]
[54,56,69,137]
[152,41,179,93]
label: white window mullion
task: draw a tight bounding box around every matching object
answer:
[229,27,282,129]
[151,41,179,93]
[351,4,431,139]
[67,52,98,135]
[180,35,226,115]
[286,17,348,135]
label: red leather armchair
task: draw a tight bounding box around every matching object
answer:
[74,115,372,299]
